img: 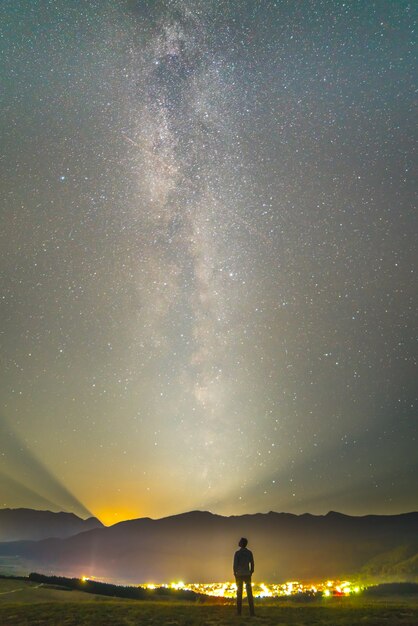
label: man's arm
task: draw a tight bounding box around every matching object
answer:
[233,551,238,576]
[250,551,254,574]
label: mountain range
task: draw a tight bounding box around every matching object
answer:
[0,508,417,583]
[0,508,103,542]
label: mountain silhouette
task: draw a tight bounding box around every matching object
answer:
[0,508,103,542]
[0,509,417,583]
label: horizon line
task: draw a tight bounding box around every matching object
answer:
[2,506,418,527]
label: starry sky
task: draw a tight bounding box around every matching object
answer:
[0,0,416,526]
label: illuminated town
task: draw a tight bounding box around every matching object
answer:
[143,580,362,598]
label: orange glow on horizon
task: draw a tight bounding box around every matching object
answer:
[95,507,143,526]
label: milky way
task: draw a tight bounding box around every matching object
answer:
[0,1,416,524]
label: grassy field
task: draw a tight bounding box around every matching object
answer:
[1,579,418,625]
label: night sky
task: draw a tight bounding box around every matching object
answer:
[0,1,416,526]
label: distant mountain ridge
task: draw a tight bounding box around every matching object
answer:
[0,509,417,583]
[0,508,104,542]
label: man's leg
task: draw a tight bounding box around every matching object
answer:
[246,580,255,616]
[236,577,243,615]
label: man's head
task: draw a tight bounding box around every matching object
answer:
[238,537,248,548]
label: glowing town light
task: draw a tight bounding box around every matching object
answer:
[284,581,295,595]
[170,581,185,590]
[258,583,273,598]
[136,578,361,598]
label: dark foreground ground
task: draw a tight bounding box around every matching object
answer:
[1,580,418,625]
[2,601,418,626]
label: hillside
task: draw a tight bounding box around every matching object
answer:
[0,510,417,583]
[0,508,104,542]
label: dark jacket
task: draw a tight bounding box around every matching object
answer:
[233,547,254,576]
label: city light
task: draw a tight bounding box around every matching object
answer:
[140,579,363,598]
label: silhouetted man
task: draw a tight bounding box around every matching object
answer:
[233,537,255,616]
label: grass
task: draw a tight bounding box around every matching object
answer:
[0,579,105,604]
[1,580,418,625]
